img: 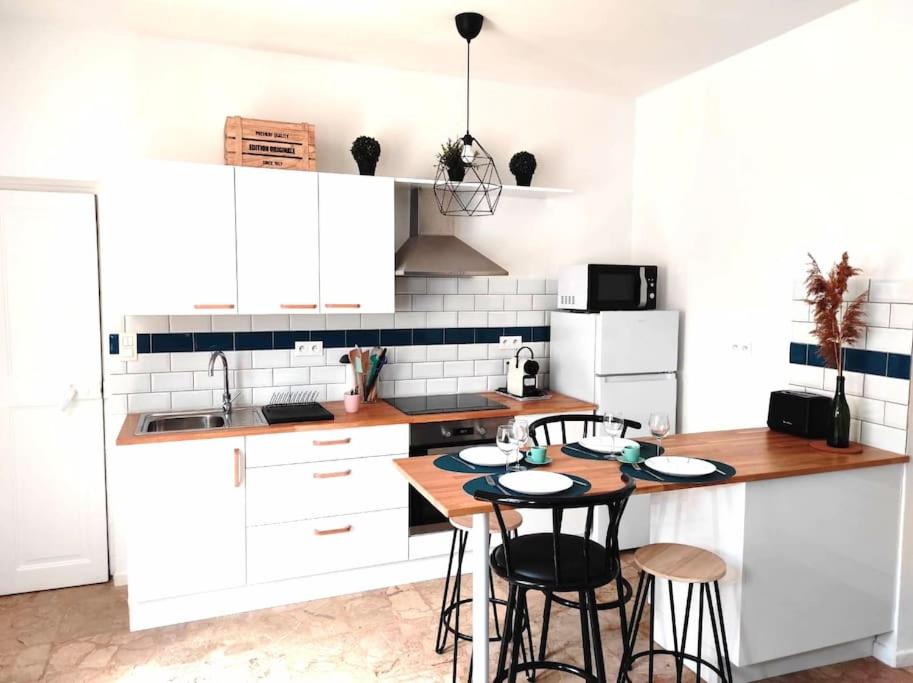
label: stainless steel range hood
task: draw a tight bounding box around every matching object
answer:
[394,188,508,277]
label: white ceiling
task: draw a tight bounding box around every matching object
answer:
[1,0,855,94]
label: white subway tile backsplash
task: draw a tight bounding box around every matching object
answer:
[381,363,412,381]
[394,379,426,396]
[170,390,213,411]
[128,392,171,412]
[222,388,253,407]
[517,279,546,295]
[864,375,910,405]
[428,278,458,294]
[412,295,444,312]
[458,344,488,361]
[860,422,907,454]
[884,402,909,430]
[251,315,290,331]
[252,350,291,368]
[444,361,474,377]
[891,304,913,329]
[426,377,458,394]
[252,386,283,405]
[272,367,311,385]
[107,373,150,395]
[224,351,253,370]
[870,279,913,304]
[151,372,194,392]
[790,301,810,322]
[427,345,458,362]
[169,316,212,333]
[788,363,824,389]
[293,351,329,368]
[474,295,504,311]
[844,276,869,302]
[126,353,170,374]
[517,311,546,327]
[846,395,885,424]
[170,352,211,372]
[458,311,488,327]
[503,295,532,311]
[488,311,517,327]
[487,375,508,391]
[444,294,475,311]
[211,315,251,332]
[458,376,487,393]
[488,277,517,295]
[361,314,395,329]
[325,314,361,330]
[533,294,558,311]
[413,362,443,379]
[394,346,427,363]
[395,277,427,294]
[792,278,807,301]
[824,369,864,396]
[475,359,506,376]
[866,327,913,354]
[376,381,394,398]
[125,315,169,333]
[791,322,815,344]
[426,311,458,328]
[310,366,345,384]
[488,344,515,360]
[193,370,233,390]
[236,369,273,388]
[394,312,426,328]
[326,384,349,401]
[394,295,412,312]
[289,314,327,331]
[458,278,488,295]
[545,279,558,295]
[862,303,891,328]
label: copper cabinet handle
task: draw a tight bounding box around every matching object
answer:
[280,304,317,309]
[325,303,361,309]
[234,448,242,487]
[313,469,352,479]
[314,525,352,536]
[312,437,351,446]
[194,304,236,310]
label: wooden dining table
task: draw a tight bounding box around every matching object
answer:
[393,427,908,682]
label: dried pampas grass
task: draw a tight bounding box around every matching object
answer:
[805,252,866,376]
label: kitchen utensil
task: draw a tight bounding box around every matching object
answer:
[343,393,360,414]
[461,445,522,466]
[644,456,716,478]
[451,455,476,470]
[499,470,574,495]
[484,474,509,495]
[632,462,665,481]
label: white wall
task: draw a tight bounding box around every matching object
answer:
[629,0,913,665]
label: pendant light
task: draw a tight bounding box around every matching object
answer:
[433,12,502,217]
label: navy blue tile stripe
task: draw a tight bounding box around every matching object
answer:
[789,343,911,380]
[118,326,551,355]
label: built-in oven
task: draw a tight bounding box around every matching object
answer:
[408,416,506,535]
[557,264,657,311]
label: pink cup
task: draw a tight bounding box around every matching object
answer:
[343,393,361,414]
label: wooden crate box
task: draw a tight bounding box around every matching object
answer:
[224,117,316,171]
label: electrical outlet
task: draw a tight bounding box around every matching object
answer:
[499,335,522,349]
[118,333,137,361]
[294,340,323,357]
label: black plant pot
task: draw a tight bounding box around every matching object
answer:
[355,158,377,176]
[447,165,466,182]
[513,172,533,187]
[827,375,851,448]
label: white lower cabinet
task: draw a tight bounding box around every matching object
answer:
[247,508,408,584]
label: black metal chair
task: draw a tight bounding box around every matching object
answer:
[474,475,636,683]
[527,413,642,664]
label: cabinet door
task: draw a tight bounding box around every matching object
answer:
[235,167,320,314]
[127,437,245,602]
[122,161,237,314]
[318,173,394,314]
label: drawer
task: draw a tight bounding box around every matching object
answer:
[245,423,408,467]
[247,508,408,584]
[246,454,407,526]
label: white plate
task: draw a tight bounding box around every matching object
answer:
[499,471,575,495]
[460,446,523,466]
[644,456,716,478]
[579,436,639,454]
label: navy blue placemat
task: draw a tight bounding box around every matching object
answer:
[463,473,591,498]
[434,453,547,474]
[620,458,735,484]
[562,440,664,461]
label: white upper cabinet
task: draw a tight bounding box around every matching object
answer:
[125,161,238,314]
[318,173,395,314]
[235,167,320,314]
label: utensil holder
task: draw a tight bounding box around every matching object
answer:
[344,393,361,413]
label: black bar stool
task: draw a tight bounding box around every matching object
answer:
[618,543,733,683]
[435,510,533,682]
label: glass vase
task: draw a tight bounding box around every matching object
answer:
[827,375,851,448]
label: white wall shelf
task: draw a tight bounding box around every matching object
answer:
[393,177,572,198]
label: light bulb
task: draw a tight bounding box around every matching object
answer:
[461,140,476,165]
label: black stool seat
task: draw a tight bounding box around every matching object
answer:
[492,533,619,589]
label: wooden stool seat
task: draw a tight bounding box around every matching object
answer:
[634,543,726,583]
[451,509,522,533]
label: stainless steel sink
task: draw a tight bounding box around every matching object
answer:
[135,407,265,435]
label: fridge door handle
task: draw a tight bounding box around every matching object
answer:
[60,385,78,411]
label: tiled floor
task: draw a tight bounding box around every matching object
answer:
[2,555,912,682]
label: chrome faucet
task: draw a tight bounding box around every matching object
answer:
[208,351,232,414]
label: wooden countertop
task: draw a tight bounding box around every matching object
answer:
[116,391,595,446]
[394,427,910,518]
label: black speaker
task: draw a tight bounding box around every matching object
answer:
[767,390,831,438]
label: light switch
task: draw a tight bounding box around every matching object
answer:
[118,333,138,361]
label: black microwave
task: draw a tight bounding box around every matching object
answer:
[557,264,657,311]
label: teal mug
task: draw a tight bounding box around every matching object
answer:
[620,443,641,463]
[528,446,548,464]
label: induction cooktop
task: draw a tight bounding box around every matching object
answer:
[385,393,506,416]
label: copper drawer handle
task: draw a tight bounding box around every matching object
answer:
[314,525,352,536]
[313,469,352,479]
[194,304,236,310]
[325,303,361,309]
[313,437,351,446]
[233,448,242,487]
[280,304,317,309]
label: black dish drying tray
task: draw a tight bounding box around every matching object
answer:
[261,391,335,425]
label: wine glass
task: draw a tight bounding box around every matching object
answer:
[603,410,625,454]
[496,425,515,472]
[649,412,671,457]
[509,418,529,472]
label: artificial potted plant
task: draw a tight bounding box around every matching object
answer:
[805,252,866,448]
[509,151,537,186]
[437,139,465,182]
[350,136,381,176]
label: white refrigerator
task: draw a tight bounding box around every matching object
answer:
[550,310,680,549]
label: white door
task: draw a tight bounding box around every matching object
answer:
[597,373,678,437]
[127,437,246,603]
[318,173,394,314]
[595,310,680,375]
[0,190,108,595]
[235,167,320,314]
[118,161,238,314]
